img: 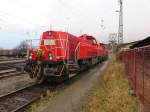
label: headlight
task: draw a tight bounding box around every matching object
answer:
[29,55,32,59]
[48,32,51,35]
[49,53,52,60]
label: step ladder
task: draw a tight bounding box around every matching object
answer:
[66,61,79,74]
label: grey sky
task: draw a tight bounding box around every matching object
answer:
[0,0,149,48]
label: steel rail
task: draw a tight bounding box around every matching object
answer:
[0,83,56,112]
[0,59,25,65]
[0,69,16,75]
[0,58,24,62]
[0,72,25,79]
[0,83,36,99]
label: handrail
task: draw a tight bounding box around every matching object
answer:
[75,42,80,61]
[66,35,69,64]
[74,42,96,61]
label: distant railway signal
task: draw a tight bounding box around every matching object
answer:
[100,19,105,30]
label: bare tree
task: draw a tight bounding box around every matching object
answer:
[13,40,28,58]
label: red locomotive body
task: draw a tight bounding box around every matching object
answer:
[78,34,98,59]
[25,31,108,83]
[31,31,79,62]
[97,43,105,57]
[100,43,108,56]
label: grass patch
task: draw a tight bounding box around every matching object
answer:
[82,55,138,112]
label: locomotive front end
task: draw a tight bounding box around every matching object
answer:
[31,31,57,63]
[25,31,69,83]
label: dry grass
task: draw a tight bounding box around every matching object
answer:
[83,55,138,112]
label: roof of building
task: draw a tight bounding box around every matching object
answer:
[130,36,150,49]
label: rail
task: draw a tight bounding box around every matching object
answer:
[0,69,16,75]
[122,46,150,107]
[0,71,24,79]
[75,42,80,62]
[0,59,25,65]
[0,83,56,112]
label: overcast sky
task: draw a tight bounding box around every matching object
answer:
[0,0,150,48]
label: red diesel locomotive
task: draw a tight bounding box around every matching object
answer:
[25,31,108,83]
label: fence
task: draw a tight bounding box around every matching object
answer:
[122,45,150,107]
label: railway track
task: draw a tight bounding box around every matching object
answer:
[0,83,56,112]
[0,72,79,112]
[0,59,25,65]
[0,69,16,75]
[0,59,25,72]
[0,63,101,112]
[0,63,18,71]
[0,66,14,71]
[0,70,24,79]
[0,58,24,62]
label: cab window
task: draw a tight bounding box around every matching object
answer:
[44,39,56,45]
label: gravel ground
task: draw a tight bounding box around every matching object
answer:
[39,61,108,112]
[0,73,34,96]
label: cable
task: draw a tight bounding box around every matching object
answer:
[0,10,40,26]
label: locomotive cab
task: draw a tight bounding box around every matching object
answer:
[31,31,60,63]
[86,36,98,46]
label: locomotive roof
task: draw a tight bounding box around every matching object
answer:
[44,30,76,36]
[80,34,96,40]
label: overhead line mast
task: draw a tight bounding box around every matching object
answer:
[118,0,123,46]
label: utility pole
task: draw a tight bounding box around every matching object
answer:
[50,25,52,30]
[118,0,123,46]
[109,33,117,52]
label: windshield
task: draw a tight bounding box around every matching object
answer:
[44,39,56,45]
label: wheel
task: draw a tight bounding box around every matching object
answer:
[35,64,44,84]
[55,64,69,83]
[63,65,69,80]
